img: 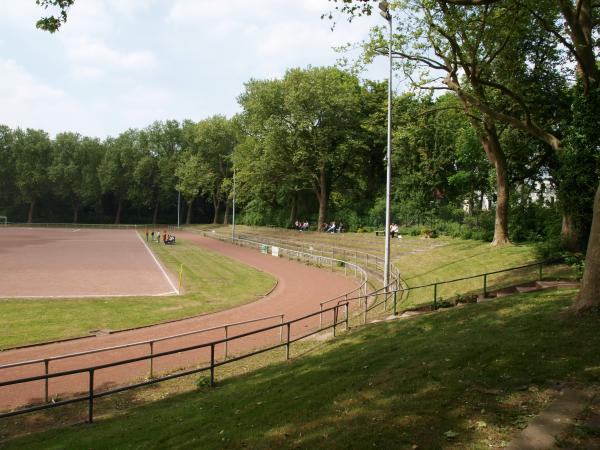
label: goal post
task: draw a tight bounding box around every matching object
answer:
[0,216,7,225]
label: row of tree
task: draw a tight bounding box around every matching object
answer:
[0,64,589,246]
[0,118,236,225]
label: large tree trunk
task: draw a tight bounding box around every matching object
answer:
[153,201,159,225]
[212,196,220,224]
[481,121,510,246]
[315,166,328,231]
[72,200,80,224]
[186,200,192,225]
[561,212,579,252]
[572,183,600,313]
[27,199,35,224]
[114,197,123,225]
[223,201,230,225]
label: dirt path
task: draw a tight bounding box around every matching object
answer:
[0,232,359,410]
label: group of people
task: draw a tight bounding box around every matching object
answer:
[294,220,310,231]
[322,221,344,233]
[145,229,176,245]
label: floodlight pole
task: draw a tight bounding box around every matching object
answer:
[232,167,236,242]
[380,1,393,288]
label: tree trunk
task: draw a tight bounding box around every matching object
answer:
[289,192,298,227]
[153,201,159,225]
[27,199,35,224]
[186,200,192,225]
[72,200,80,224]
[114,197,123,225]
[315,166,328,231]
[212,196,220,224]
[223,201,230,225]
[561,212,579,252]
[481,121,510,246]
[572,183,600,313]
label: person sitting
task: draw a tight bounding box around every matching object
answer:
[165,234,176,245]
[327,221,337,233]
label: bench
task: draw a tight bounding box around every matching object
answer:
[375,230,386,236]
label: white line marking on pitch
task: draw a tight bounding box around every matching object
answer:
[0,291,176,299]
[72,229,81,232]
[136,231,179,295]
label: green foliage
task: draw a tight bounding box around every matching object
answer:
[35,0,74,33]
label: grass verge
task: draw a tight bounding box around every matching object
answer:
[2,288,598,449]
[0,236,276,349]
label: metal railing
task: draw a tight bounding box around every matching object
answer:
[0,300,356,423]
[399,260,555,310]
[202,228,393,277]
[0,314,284,403]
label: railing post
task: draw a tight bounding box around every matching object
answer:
[319,304,323,329]
[44,359,49,403]
[149,341,154,378]
[280,315,284,342]
[393,290,398,316]
[433,283,438,310]
[345,302,349,330]
[333,306,338,337]
[88,369,94,423]
[210,344,215,387]
[224,325,229,360]
[538,263,543,281]
[285,323,291,360]
[483,274,487,298]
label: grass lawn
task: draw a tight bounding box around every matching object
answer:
[0,236,276,349]
[1,288,597,449]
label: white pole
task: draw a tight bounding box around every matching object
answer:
[383,6,393,288]
[232,167,236,242]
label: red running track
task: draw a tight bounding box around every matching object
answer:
[0,232,359,410]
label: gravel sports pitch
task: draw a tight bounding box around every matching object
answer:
[0,228,178,298]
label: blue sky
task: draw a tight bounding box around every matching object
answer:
[0,0,388,138]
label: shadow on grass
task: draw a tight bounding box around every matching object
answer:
[2,289,599,450]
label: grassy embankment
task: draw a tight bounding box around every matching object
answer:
[2,288,598,449]
[0,236,276,349]
[194,225,575,310]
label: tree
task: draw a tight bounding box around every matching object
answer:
[0,126,16,217]
[50,132,102,223]
[191,116,237,224]
[330,0,599,307]
[238,67,367,230]
[13,129,53,223]
[98,130,139,224]
[175,153,204,225]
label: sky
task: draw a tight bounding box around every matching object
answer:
[0,0,388,139]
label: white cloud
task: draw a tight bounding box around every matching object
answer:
[65,38,158,75]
